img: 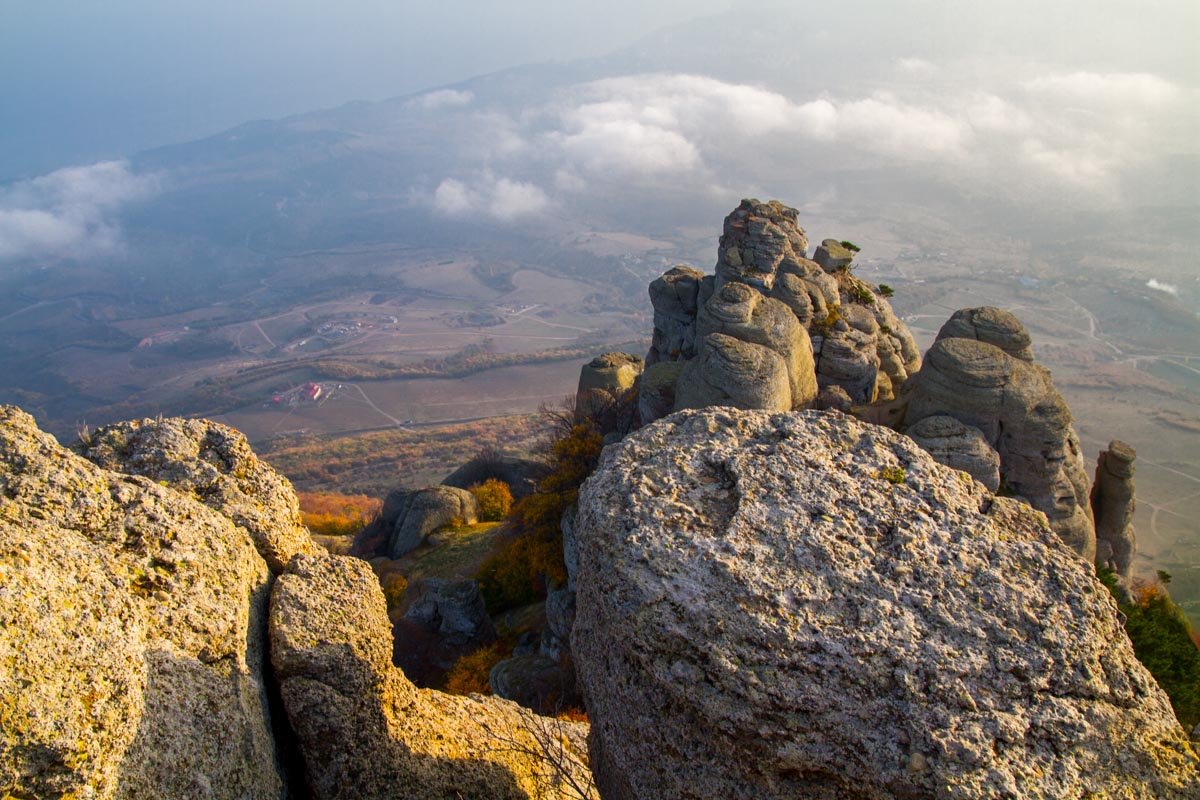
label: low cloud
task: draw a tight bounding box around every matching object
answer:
[1146,278,1179,296]
[1024,72,1179,109]
[0,161,159,263]
[409,89,474,110]
[431,173,547,221]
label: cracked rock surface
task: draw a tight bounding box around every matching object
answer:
[573,407,1198,800]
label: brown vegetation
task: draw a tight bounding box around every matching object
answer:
[298,491,382,536]
[444,642,508,695]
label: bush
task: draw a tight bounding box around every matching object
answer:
[471,478,514,521]
[380,572,408,614]
[811,305,843,337]
[839,240,861,252]
[848,281,875,305]
[878,284,895,298]
[444,642,508,695]
[477,418,603,613]
[1100,568,1200,729]
[878,466,906,485]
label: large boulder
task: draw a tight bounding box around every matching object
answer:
[357,485,478,559]
[403,578,496,645]
[714,198,811,292]
[1091,440,1138,580]
[573,407,1198,800]
[0,406,283,799]
[906,324,1096,560]
[270,554,594,799]
[936,306,1035,361]
[78,416,318,573]
[576,352,643,417]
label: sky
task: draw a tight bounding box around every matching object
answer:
[0,0,733,180]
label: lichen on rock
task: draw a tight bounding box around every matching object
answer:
[572,407,1199,800]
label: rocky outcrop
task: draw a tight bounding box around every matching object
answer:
[540,586,577,660]
[905,314,1096,559]
[576,352,643,415]
[79,416,318,573]
[674,333,792,412]
[906,414,1001,492]
[573,407,1199,800]
[358,485,478,559]
[714,198,811,292]
[270,554,594,799]
[694,281,818,408]
[936,306,1035,361]
[646,266,704,364]
[489,654,577,715]
[638,199,921,423]
[403,578,496,645]
[1092,440,1138,580]
[0,406,284,799]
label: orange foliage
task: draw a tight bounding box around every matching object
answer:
[298,491,382,536]
[444,642,508,696]
[470,478,514,522]
[1131,578,1170,608]
[556,707,589,723]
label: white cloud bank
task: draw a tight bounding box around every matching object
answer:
[0,161,159,263]
[424,68,1190,221]
[409,89,474,110]
[432,173,548,221]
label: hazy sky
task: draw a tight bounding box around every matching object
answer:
[0,0,734,180]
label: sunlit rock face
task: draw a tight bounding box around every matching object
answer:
[573,406,1199,800]
[641,199,921,424]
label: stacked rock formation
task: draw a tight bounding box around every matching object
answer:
[1,407,595,800]
[639,199,921,424]
[1091,440,1138,580]
[904,308,1097,560]
[572,407,1200,800]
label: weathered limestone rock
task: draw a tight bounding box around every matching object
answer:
[906,415,1002,492]
[79,416,318,573]
[577,352,644,415]
[573,407,1199,800]
[813,323,880,403]
[906,327,1096,560]
[936,306,1035,361]
[640,199,921,419]
[673,333,792,413]
[270,554,594,799]
[1092,440,1138,580]
[812,384,854,413]
[646,266,704,364]
[489,654,576,714]
[561,505,579,591]
[403,578,496,646]
[813,238,855,272]
[540,586,577,660]
[358,485,478,559]
[0,406,283,799]
[695,282,818,408]
[636,361,685,427]
[714,198,810,292]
